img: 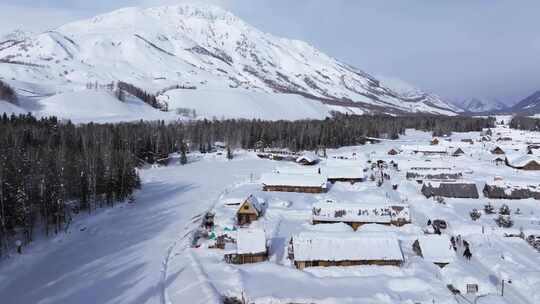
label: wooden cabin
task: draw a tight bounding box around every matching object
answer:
[506,155,540,170]
[483,181,540,200]
[296,152,319,165]
[412,235,455,268]
[388,148,400,155]
[421,182,479,199]
[290,232,404,270]
[430,138,440,145]
[406,170,462,183]
[323,166,365,184]
[236,195,264,226]
[412,146,448,155]
[311,201,411,229]
[491,146,505,155]
[224,229,267,264]
[261,173,327,193]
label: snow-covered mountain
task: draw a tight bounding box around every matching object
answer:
[506,90,540,114]
[0,3,459,121]
[455,97,508,113]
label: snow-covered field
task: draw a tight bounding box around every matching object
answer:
[2,121,540,304]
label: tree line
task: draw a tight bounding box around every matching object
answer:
[0,114,140,257]
[0,112,493,256]
[509,116,540,131]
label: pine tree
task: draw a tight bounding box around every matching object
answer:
[226,145,233,160]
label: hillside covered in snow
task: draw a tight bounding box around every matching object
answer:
[0,3,460,121]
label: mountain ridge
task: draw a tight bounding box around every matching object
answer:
[0,3,459,120]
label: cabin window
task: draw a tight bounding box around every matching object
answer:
[466,284,478,294]
[243,205,250,210]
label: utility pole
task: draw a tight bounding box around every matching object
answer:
[501,279,504,297]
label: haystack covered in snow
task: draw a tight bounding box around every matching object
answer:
[506,154,540,170]
[236,195,264,225]
[224,229,267,264]
[421,182,479,199]
[290,232,404,269]
[483,180,540,200]
[412,235,455,268]
[312,201,411,229]
[261,173,327,193]
[296,152,319,165]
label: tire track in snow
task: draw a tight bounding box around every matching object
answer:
[160,179,252,304]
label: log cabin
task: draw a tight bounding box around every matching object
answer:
[236,195,264,226]
[261,173,327,193]
[311,201,411,230]
[506,155,540,170]
[290,232,404,269]
[421,182,479,199]
[483,180,540,200]
[224,229,268,264]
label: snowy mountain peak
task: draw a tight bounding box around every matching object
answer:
[0,3,460,120]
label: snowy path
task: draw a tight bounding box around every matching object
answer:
[0,157,273,304]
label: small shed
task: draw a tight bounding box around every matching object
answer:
[431,138,440,145]
[461,139,474,144]
[421,182,480,199]
[296,152,319,165]
[236,195,264,226]
[451,147,465,157]
[290,232,404,269]
[261,173,327,193]
[412,235,455,268]
[312,201,411,229]
[388,148,400,155]
[491,146,505,155]
[224,229,268,264]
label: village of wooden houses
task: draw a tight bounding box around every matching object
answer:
[172,117,540,304]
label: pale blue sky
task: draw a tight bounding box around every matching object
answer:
[1,0,539,104]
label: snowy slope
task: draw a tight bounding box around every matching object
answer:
[0,3,459,119]
[34,90,177,123]
[506,90,540,114]
[455,97,508,113]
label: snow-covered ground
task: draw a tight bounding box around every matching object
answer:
[2,120,540,303]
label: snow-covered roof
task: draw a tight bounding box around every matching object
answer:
[274,166,319,175]
[485,180,540,191]
[403,145,448,153]
[261,173,327,188]
[508,154,540,168]
[241,195,263,214]
[417,235,455,264]
[312,202,410,223]
[322,166,365,179]
[292,232,403,262]
[236,229,266,254]
[296,152,319,163]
